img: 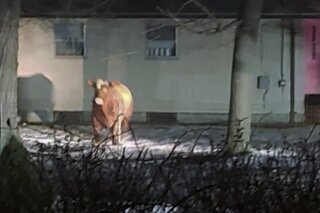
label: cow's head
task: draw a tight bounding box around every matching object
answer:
[87,78,112,105]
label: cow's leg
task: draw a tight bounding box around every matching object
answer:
[112,120,120,145]
[122,117,129,132]
[117,115,123,143]
[92,116,104,142]
[112,114,124,145]
[122,117,134,140]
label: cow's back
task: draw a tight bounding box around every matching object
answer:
[112,81,133,119]
[101,81,133,125]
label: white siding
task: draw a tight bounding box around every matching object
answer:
[18,18,303,122]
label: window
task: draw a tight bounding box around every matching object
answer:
[145,25,177,59]
[53,22,85,56]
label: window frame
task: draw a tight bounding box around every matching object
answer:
[53,21,86,57]
[144,24,179,60]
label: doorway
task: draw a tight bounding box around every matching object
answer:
[305,94,320,123]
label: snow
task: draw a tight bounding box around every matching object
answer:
[124,204,179,213]
[18,123,320,160]
[16,124,320,212]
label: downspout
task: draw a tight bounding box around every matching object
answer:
[289,19,296,123]
[279,19,285,90]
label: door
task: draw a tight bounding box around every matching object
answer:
[303,19,320,122]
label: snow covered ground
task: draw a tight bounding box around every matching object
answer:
[18,123,320,160]
[16,124,320,213]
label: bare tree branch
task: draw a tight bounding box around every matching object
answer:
[157,0,239,36]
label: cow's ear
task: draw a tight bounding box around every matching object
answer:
[104,81,111,87]
[87,80,95,87]
[105,81,114,87]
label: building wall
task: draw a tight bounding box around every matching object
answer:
[17,18,302,124]
[17,19,84,122]
[83,18,293,123]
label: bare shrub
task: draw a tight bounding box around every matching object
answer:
[4,126,320,212]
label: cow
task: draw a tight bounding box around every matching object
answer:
[87,78,133,145]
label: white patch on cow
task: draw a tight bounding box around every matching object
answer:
[95,97,104,105]
[96,79,104,89]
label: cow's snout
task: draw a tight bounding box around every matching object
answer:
[95,97,104,105]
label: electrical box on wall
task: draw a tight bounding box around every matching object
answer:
[278,79,287,88]
[257,75,270,90]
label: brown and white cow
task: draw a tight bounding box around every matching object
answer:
[87,78,133,145]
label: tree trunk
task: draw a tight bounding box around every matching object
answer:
[225,0,264,154]
[0,0,20,152]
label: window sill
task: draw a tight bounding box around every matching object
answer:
[144,56,179,60]
[54,55,85,60]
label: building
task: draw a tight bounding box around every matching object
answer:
[17,0,320,124]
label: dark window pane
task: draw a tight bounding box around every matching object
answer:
[54,22,84,56]
[146,25,176,41]
[55,41,84,56]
